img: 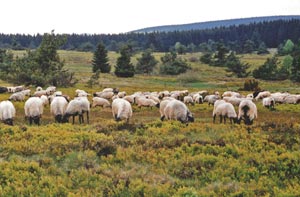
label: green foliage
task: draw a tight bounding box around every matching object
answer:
[135,49,158,74]
[0,31,77,87]
[257,42,269,55]
[252,56,280,80]
[200,53,212,64]
[92,42,110,73]
[243,78,260,91]
[283,39,295,54]
[160,51,191,75]
[175,42,187,54]
[115,45,135,77]
[290,41,300,82]
[225,52,250,78]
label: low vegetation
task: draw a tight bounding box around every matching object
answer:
[0,50,300,196]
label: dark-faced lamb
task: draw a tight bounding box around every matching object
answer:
[112,98,132,122]
[238,100,257,125]
[24,97,44,125]
[0,100,16,125]
[163,99,194,123]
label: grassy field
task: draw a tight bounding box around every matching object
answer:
[0,50,300,196]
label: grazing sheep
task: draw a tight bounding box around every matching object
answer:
[270,92,289,104]
[50,96,68,123]
[112,98,132,122]
[93,91,115,100]
[36,86,43,91]
[213,102,237,124]
[222,91,242,98]
[238,100,257,125]
[24,97,44,125]
[40,95,49,106]
[283,94,300,104]
[159,99,173,121]
[222,96,243,106]
[255,91,271,101]
[63,97,90,124]
[204,94,220,106]
[262,97,275,109]
[135,96,159,109]
[21,89,31,96]
[9,92,25,102]
[33,90,48,97]
[117,91,126,98]
[0,100,16,125]
[163,99,194,123]
[183,95,194,105]
[123,95,136,104]
[92,97,111,108]
[193,94,203,104]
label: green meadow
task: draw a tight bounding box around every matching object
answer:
[0,50,299,196]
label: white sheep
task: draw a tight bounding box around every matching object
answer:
[93,91,114,100]
[135,96,159,109]
[213,102,237,124]
[0,100,16,125]
[255,91,271,101]
[33,90,48,97]
[112,98,132,122]
[283,94,300,104]
[40,95,49,106]
[192,94,203,104]
[24,97,44,125]
[222,91,242,98]
[63,97,90,124]
[92,97,111,108]
[123,95,136,104]
[46,86,56,95]
[163,99,194,123]
[204,94,220,106]
[9,92,25,102]
[238,100,257,125]
[262,97,275,109]
[50,96,68,123]
[183,95,194,105]
[222,96,243,106]
[159,99,173,121]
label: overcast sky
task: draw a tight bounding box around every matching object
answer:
[1,0,300,35]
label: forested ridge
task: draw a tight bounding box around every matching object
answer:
[1,18,300,52]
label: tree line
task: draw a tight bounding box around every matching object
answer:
[0,19,300,53]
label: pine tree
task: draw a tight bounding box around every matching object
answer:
[225,52,250,78]
[114,45,135,77]
[92,43,110,73]
[135,49,158,74]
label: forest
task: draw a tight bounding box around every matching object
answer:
[0,19,300,52]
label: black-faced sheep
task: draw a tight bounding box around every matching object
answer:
[50,96,69,123]
[262,97,275,109]
[0,100,16,125]
[238,100,257,125]
[112,98,132,122]
[63,97,90,124]
[24,97,44,125]
[204,94,220,106]
[213,102,237,124]
[163,99,194,123]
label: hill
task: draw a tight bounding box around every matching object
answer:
[131,15,300,33]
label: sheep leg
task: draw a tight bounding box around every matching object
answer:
[86,111,89,124]
[72,115,75,124]
[224,116,226,124]
[219,115,222,123]
[213,114,216,123]
[29,117,33,125]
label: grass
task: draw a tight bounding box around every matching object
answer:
[1,50,300,196]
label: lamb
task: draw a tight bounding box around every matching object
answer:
[213,102,237,124]
[163,99,194,123]
[63,97,90,124]
[9,92,26,102]
[24,97,44,125]
[238,100,257,125]
[92,97,111,108]
[50,96,68,123]
[0,100,16,125]
[112,98,132,122]
[262,97,275,109]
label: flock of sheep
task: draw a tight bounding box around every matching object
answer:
[0,84,299,126]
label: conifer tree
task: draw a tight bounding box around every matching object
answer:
[92,43,110,73]
[114,45,135,77]
[136,49,158,74]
